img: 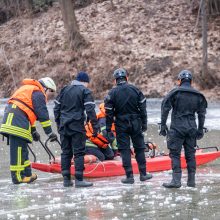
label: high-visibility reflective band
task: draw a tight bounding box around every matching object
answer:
[0,124,32,141]
[10,161,30,171]
[84,102,95,106]
[54,100,60,105]
[111,139,118,150]
[101,126,106,131]
[16,147,22,182]
[9,113,14,125]
[40,120,51,128]
[12,104,17,109]
[86,140,97,148]
[6,113,14,126]
[10,165,24,171]
[0,124,32,138]
[0,128,32,141]
[139,98,146,103]
[105,107,113,110]
[24,160,31,167]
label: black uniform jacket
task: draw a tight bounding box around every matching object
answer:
[54,80,99,135]
[104,82,147,132]
[161,83,207,135]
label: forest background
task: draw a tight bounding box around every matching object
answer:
[0,0,219,100]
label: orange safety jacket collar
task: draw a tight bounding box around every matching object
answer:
[8,79,47,125]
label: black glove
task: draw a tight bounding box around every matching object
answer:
[113,149,119,157]
[106,131,115,144]
[196,129,204,140]
[159,125,168,137]
[92,126,101,137]
[32,131,40,142]
[48,132,58,142]
[142,123,147,132]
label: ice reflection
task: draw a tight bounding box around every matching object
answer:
[0,100,220,219]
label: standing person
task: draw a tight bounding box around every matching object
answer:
[0,78,58,184]
[104,68,152,184]
[54,72,100,188]
[160,70,207,188]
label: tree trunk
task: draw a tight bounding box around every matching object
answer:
[25,0,34,14]
[201,0,208,80]
[208,0,220,14]
[59,0,86,50]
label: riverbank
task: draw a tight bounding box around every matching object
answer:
[0,0,219,100]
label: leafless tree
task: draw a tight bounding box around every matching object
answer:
[25,0,34,14]
[59,0,86,49]
[201,0,208,79]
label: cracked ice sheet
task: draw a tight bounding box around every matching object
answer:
[0,100,220,219]
[0,171,220,220]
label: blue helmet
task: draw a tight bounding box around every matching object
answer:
[178,70,193,81]
[113,68,127,79]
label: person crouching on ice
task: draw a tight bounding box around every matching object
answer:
[85,103,118,161]
[0,77,58,184]
[104,68,153,184]
[54,72,100,188]
[160,70,207,188]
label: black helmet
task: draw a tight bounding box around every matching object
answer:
[113,68,127,79]
[178,70,193,81]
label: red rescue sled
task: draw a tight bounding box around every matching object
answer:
[31,144,220,178]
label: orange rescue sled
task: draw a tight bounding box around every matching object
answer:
[31,145,220,178]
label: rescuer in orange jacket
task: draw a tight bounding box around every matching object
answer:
[85,103,117,161]
[0,77,58,184]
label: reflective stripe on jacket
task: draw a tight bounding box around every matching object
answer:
[0,104,33,142]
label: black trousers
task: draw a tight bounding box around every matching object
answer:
[115,118,146,177]
[85,146,114,161]
[9,135,32,183]
[167,128,196,173]
[60,132,86,181]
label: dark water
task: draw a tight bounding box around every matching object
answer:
[0,100,220,220]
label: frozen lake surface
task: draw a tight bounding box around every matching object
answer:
[0,99,220,219]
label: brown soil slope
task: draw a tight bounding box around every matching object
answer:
[0,0,219,99]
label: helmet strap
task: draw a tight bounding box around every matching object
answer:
[116,77,127,85]
[178,78,192,86]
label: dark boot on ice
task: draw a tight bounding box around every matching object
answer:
[140,173,153,181]
[75,179,93,188]
[187,173,195,187]
[74,171,92,187]
[162,172,182,188]
[121,173,134,184]
[63,175,73,187]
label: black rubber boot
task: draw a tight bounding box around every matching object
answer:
[140,173,153,181]
[75,179,93,188]
[63,175,73,187]
[162,172,182,188]
[187,173,196,187]
[121,173,134,184]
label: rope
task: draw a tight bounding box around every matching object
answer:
[84,160,106,175]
